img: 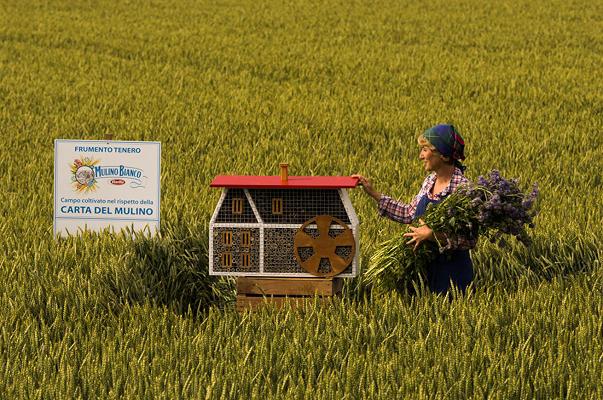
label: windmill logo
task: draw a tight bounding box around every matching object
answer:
[70,157,99,193]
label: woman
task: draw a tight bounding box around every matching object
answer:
[353,124,476,294]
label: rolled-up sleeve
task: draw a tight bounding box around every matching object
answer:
[377,195,419,225]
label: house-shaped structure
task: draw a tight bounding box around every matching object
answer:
[209,165,359,278]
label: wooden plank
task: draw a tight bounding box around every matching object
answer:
[237,277,343,296]
[235,294,334,311]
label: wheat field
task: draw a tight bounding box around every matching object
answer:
[1,0,602,398]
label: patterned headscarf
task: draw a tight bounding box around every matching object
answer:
[422,124,467,171]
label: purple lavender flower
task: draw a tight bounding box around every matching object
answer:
[470,170,539,246]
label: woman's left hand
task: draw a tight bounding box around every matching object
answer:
[403,219,434,251]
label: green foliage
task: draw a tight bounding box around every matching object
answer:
[363,231,435,294]
[1,0,602,398]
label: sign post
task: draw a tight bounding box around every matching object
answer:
[54,139,161,237]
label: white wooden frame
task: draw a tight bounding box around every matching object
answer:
[209,188,360,277]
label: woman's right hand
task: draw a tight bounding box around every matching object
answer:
[351,174,381,201]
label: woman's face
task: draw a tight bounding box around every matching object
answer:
[419,145,445,171]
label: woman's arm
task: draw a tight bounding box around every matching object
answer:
[352,175,381,201]
[352,174,418,224]
[405,222,478,251]
[377,195,418,225]
[438,232,478,251]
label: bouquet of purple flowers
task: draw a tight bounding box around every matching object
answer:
[365,170,539,293]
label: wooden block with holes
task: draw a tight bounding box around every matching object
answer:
[236,277,343,311]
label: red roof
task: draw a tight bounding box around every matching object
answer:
[210,175,359,189]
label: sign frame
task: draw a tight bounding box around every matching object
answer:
[53,139,162,237]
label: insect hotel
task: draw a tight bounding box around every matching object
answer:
[209,164,360,309]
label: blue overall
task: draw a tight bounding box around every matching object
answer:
[414,194,473,294]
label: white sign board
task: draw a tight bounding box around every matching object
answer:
[54,139,161,237]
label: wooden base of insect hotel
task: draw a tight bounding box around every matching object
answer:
[236,277,343,311]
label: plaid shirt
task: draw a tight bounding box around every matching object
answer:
[377,167,477,251]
